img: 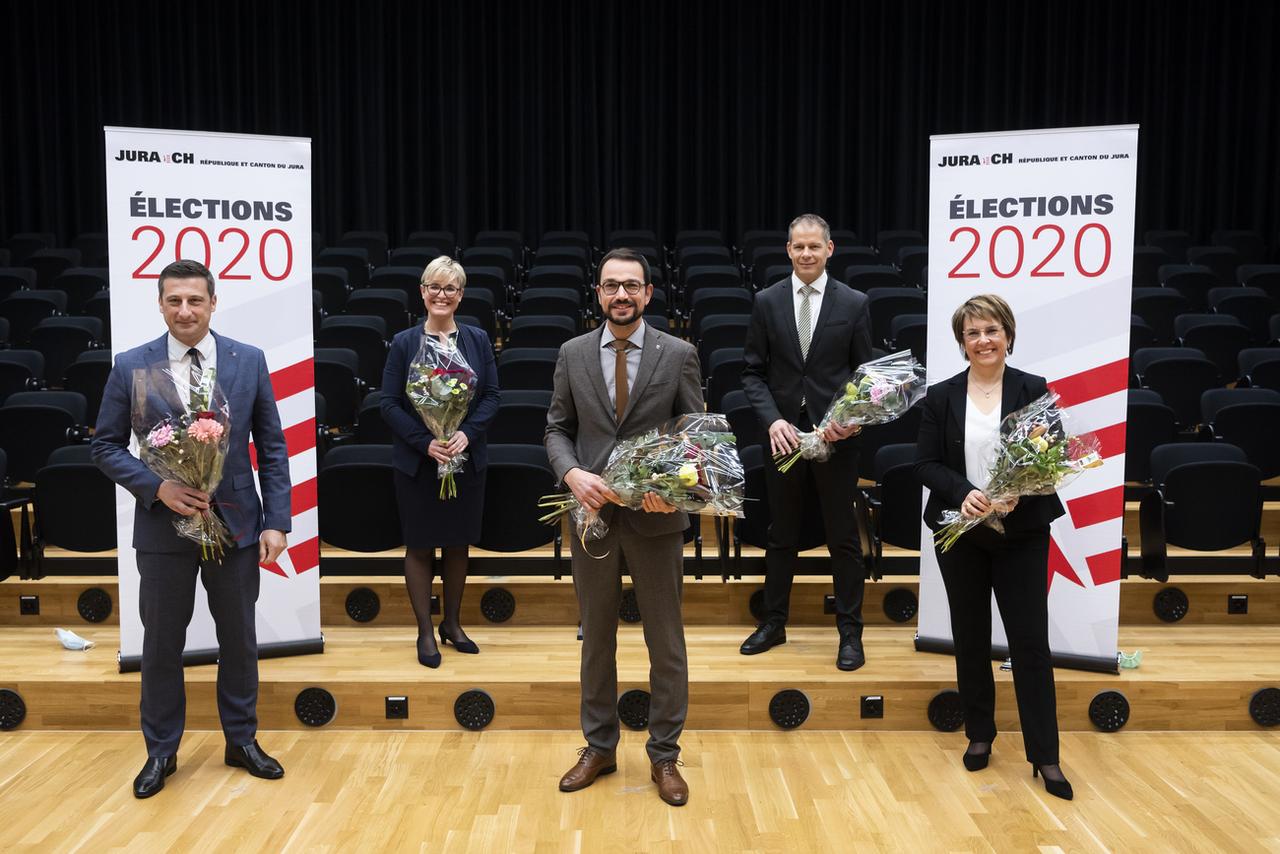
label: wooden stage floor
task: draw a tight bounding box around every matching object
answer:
[1,730,1277,852]
[2,571,1279,852]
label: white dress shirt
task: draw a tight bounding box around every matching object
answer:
[964,397,1001,491]
[167,332,217,411]
[790,271,829,332]
[599,320,646,410]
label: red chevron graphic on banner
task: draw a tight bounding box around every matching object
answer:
[286,536,321,574]
[1049,358,1129,407]
[1067,485,1125,528]
[1087,549,1123,585]
[251,361,317,574]
[269,357,314,402]
[1048,534,1086,591]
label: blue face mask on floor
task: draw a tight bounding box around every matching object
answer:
[55,628,95,651]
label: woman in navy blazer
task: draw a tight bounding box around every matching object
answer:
[381,257,500,667]
[914,294,1073,801]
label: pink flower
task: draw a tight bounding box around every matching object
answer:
[148,424,175,448]
[869,382,891,404]
[187,418,225,444]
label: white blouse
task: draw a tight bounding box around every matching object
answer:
[964,397,1001,491]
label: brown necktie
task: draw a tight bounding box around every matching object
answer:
[610,339,631,422]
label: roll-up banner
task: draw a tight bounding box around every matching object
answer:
[917,125,1138,673]
[104,127,321,672]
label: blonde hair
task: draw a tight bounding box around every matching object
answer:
[420,255,467,289]
[950,294,1016,359]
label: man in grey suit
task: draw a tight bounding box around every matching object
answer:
[92,259,291,798]
[545,248,704,807]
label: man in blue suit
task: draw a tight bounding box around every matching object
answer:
[92,259,292,799]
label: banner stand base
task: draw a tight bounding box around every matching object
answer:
[914,633,1119,674]
[118,635,325,674]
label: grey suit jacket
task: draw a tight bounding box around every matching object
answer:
[544,323,705,537]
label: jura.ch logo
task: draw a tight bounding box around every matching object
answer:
[115,149,194,164]
[937,152,1012,167]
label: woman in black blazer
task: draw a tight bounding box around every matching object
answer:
[381,257,500,667]
[914,294,1073,801]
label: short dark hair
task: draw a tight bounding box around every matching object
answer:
[598,247,651,285]
[951,293,1016,358]
[157,259,216,298]
[788,213,831,243]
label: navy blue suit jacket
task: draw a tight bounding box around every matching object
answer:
[91,331,293,552]
[380,323,501,477]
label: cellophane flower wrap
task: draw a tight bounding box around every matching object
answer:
[405,331,477,499]
[774,350,927,473]
[933,390,1103,553]
[131,365,233,561]
[538,413,746,558]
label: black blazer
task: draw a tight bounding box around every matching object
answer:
[380,323,501,478]
[914,366,1066,535]
[741,276,874,428]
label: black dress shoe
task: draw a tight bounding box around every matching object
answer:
[133,755,176,799]
[1032,764,1074,800]
[836,634,865,671]
[439,625,480,654]
[962,743,991,772]
[417,633,442,668]
[225,740,284,779]
[739,623,786,655]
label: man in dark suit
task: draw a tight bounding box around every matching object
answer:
[545,248,704,807]
[739,214,875,670]
[92,259,291,798]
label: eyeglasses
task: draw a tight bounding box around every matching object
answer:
[962,326,1004,342]
[597,280,645,296]
[423,284,462,297]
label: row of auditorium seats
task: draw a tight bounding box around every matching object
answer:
[7,226,1270,281]
[2,434,1270,583]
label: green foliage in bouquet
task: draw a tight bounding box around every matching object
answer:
[933,392,1103,553]
[538,414,746,558]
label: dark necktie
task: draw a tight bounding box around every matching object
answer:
[609,339,631,422]
[187,347,203,411]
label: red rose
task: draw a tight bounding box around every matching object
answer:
[196,410,217,420]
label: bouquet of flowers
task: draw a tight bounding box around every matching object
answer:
[538,413,746,557]
[774,350,927,473]
[933,391,1103,553]
[131,365,233,561]
[405,331,477,499]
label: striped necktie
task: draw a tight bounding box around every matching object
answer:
[187,347,203,411]
[798,285,816,360]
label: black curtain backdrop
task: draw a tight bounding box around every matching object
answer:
[2,0,1278,249]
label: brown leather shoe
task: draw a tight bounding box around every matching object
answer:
[651,759,689,806]
[558,747,617,792]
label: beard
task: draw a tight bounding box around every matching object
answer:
[608,300,639,324]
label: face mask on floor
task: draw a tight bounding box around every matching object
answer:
[55,628,95,651]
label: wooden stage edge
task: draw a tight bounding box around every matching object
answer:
[3,573,1278,628]
[2,625,1279,734]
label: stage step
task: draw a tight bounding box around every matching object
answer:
[2,625,1278,733]
[3,574,1277,628]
